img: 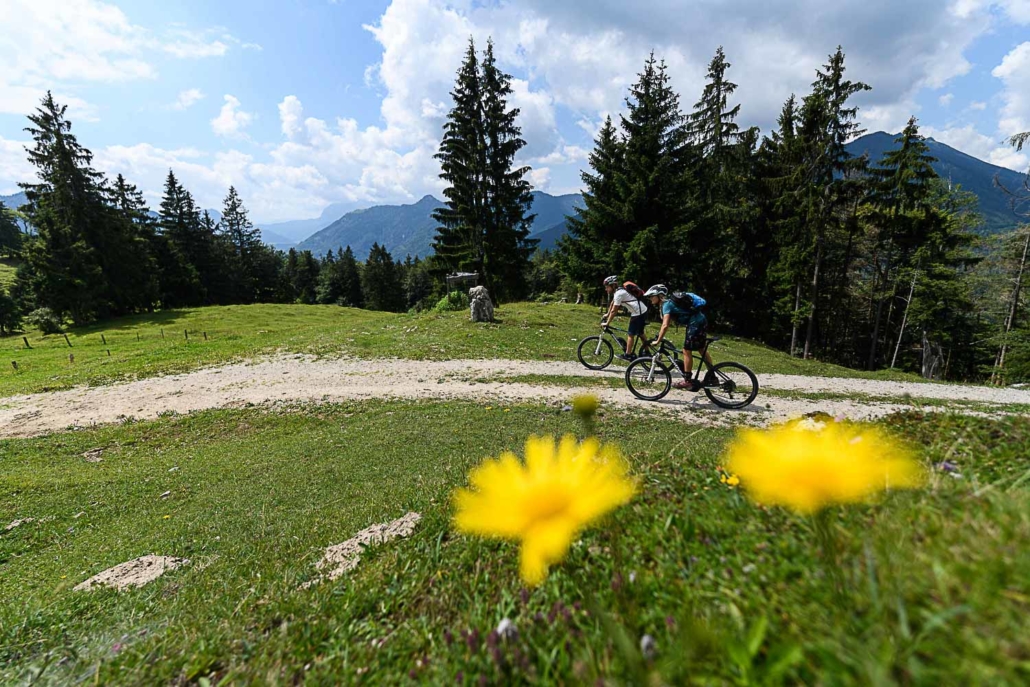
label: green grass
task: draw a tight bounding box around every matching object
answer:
[3,401,1030,684]
[0,303,922,397]
[0,257,18,291]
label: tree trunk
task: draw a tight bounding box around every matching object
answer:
[992,229,1030,385]
[890,268,918,369]
[789,281,802,357]
[803,237,823,359]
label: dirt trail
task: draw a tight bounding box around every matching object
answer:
[1,356,1027,439]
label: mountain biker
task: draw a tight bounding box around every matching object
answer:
[644,284,715,389]
[602,275,648,361]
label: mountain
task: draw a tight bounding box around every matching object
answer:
[297,191,584,259]
[261,202,353,243]
[846,131,1027,234]
[0,191,27,209]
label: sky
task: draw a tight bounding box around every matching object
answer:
[1,0,1029,224]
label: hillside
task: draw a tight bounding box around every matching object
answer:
[261,202,353,243]
[846,131,1027,234]
[297,191,582,259]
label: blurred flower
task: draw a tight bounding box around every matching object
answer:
[640,634,657,660]
[719,473,740,487]
[453,435,637,586]
[496,618,518,641]
[571,394,599,419]
[724,420,923,515]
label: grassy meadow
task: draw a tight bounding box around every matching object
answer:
[2,402,1030,684]
[0,302,921,397]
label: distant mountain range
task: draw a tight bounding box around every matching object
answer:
[3,132,1025,257]
[845,131,1026,234]
[295,191,582,259]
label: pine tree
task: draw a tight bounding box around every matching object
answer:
[433,38,536,302]
[433,39,487,286]
[0,200,21,258]
[110,174,160,310]
[361,243,404,312]
[338,246,364,308]
[219,186,262,302]
[559,116,627,283]
[293,250,321,304]
[865,116,937,368]
[156,170,203,306]
[480,39,536,300]
[404,256,433,309]
[617,53,694,290]
[20,92,111,323]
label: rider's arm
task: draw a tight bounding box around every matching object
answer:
[603,295,619,324]
[653,314,672,343]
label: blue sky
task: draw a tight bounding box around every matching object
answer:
[1,0,1028,224]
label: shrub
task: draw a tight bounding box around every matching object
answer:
[432,290,469,313]
[25,307,62,335]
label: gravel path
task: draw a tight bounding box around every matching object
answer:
[1,356,1027,438]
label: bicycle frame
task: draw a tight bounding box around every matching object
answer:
[594,323,654,358]
[643,339,713,383]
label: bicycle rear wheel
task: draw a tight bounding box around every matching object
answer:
[577,336,614,370]
[703,362,759,409]
[625,358,672,401]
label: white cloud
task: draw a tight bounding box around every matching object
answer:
[162,39,229,59]
[992,42,1030,138]
[939,93,955,107]
[278,96,304,139]
[952,0,1030,23]
[970,100,988,110]
[0,135,35,193]
[211,95,253,138]
[923,124,1028,172]
[173,88,205,110]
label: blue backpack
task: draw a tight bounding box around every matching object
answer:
[670,291,706,323]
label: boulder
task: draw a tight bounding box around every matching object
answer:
[469,286,495,322]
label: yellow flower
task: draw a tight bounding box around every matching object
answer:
[571,394,599,419]
[725,475,740,487]
[724,420,923,515]
[453,435,637,586]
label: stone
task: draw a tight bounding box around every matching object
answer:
[469,286,495,323]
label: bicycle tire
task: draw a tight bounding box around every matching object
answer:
[578,336,614,370]
[625,358,672,401]
[703,361,759,409]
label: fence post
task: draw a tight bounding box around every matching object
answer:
[22,337,31,349]
[69,353,74,364]
[137,332,140,342]
[203,332,208,341]
[184,329,189,341]
[107,349,111,357]
[101,334,107,345]
[161,330,165,338]
[11,361,17,371]
[64,334,72,347]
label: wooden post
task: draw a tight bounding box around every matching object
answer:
[69,353,74,364]
[203,332,208,341]
[11,361,18,371]
[161,330,165,338]
[64,334,72,347]
[184,329,189,341]
[101,334,107,345]
[22,337,31,349]
[107,349,111,357]
[137,332,140,342]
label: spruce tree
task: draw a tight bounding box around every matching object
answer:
[220,186,262,302]
[558,116,627,284]
[0,201,21,258]
[361,243,404,312]
[156,170,203,306]
[293,250,321,304]
[20,92,111,323]
[338,246,364,308]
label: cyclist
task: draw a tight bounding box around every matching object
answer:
[601,275,648,361]
[644,284,714,389]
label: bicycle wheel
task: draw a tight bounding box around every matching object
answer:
[625,358,672,401]
[703,362,759,409]
[578,336,614,370]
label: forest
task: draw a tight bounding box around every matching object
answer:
[0,42,1028,383]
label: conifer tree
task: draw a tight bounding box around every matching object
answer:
[220,186,261,302]
[361,243,404,312]
[559,116,627,283]
[0,200,21,258]
[337,246,364,308]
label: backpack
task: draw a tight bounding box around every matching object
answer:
[622,281,645,300]
[670,291,706,318]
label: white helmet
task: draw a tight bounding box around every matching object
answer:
[603,275,619,287]
[644,284,669,298]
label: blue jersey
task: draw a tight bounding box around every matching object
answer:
[662,299,706,327]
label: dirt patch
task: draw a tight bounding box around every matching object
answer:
[4,517,34,532]
[2,356,1028,438]
[83,448,104,462]
[303,512,422,589]
[74,555,190,591]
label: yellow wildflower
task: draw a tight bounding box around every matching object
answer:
[725,475,740,488]
[453,435,637,586]
[571,394,599,419]
[724,420,923,515]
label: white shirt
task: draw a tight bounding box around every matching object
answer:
[613,287,647,317]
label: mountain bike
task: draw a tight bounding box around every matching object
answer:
[624,337,759,408]
[577,322,657,370]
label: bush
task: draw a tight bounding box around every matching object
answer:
[0,290,21,335]
[432,290,469,313]
[25,307,62,335]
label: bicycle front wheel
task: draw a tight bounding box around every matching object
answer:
[577,336,614,370]
[625,358,672,401]
[703,362,759,409]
